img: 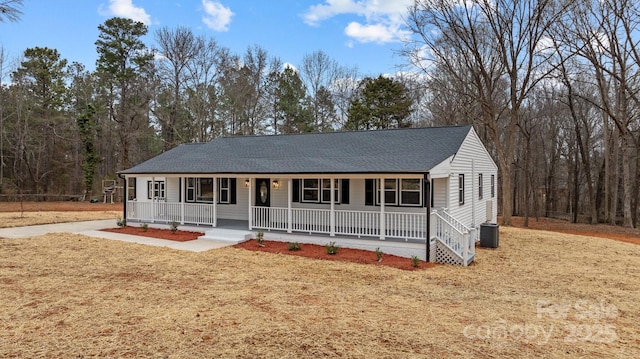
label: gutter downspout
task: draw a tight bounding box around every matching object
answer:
[425,172,431,262]
[117,173,126,222]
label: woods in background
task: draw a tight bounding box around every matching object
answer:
[1,0,639,228]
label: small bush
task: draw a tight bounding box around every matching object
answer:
[411,255,421,268]
[287,242,301,251]
[256,230,265,246]
[141,223,148,232]
[326,241,339,255]
[116,218,126,227]
[169,221,179,233]
[375,247,383,262]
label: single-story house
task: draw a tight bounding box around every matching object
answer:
[118,125,498,266]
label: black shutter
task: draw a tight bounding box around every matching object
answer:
[341,179,349,204]
[292,179,300,202]
[365,179,374,206]
[178,178,182,203]
[230,178,237,204]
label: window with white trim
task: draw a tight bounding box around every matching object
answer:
[186,177,196,202]
[303,179,319,202]
[491,174,495,198]
[478,173,483,200]
[376,178,422,206]
[400,178,422,206]
[377,179,397,205]
[302,178,340,203]
[185,177,234,204]
[218,178,230,204]
[321,179,340,203]
[147,180,165,199]
[459,174,465,205]
[197,178,214,202]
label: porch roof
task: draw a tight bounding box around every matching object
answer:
[120,125,472,175]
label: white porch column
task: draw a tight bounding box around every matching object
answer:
[330,178,335,236]
[380,177,385,240]
[248,178,253,230]
[212,177,218,227]
[180,177,185,225]
[151,176,155,223]
[287,178,292,233]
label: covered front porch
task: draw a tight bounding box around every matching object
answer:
[125,199,475,265]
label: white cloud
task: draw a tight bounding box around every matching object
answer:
[302,0,413,44]
[201,0,233,32]
[345,21,409,44]
[100,0,151,25]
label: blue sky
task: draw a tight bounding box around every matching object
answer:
[1,0,415,79]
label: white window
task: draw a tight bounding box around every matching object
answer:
[148,180,165,200]
[491,174,495,198]
[218,178,230,204]
[303,179,340,203]
[400,179,422,206]
[197,178,214,203]
[186,178,196,202]
[377,179,397,205]
[478,173,483,200]
[321,179,340,203]
[303,179,319,202]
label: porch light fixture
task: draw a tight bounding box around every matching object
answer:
[244,179,250,188]
[272,179,280,189]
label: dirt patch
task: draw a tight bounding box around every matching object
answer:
[102,226,203,242]
[507,216,640,245]
[0,201,121,212]
[235,239,433,271]
[0,211,122,228]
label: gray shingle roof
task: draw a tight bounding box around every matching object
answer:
[119,125,472,175]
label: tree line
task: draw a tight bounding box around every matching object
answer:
[1,0,639,228]
[0,16,417,203]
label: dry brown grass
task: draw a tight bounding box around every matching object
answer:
[1,226,639,358]
[0,211,121,228]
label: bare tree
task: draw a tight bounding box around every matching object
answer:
[300,50,340,131]
[405,0,568,225]
[0,0,22,22]
[154,26,203,150]
[557,0,640,227]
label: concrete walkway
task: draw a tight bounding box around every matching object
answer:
[0,220,233,252]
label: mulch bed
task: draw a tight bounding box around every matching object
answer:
[104,225,432,270]
[102,226,203,242]
[234,239,434,271]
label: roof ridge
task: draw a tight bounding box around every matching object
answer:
[218,124,472,140]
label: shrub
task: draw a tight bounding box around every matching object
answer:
[287,242,301,251]
[326,241,339,255]
[411,255,420,268]
[141,223,148,232]
[375,247,383,262]
[116,218,126,227]
[169,221,179,233]
[256,230,265,246]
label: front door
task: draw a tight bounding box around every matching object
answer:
[255,178,270,207]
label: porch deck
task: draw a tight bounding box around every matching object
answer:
[126,202,475,265]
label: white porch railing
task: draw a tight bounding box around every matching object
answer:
[335,210,379,237]
[127,201,473,265]
[251,206,427,240]
[385,212,427,239]
[126,201,215,225]
[431,211,475,266]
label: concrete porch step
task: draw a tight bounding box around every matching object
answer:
[198,228,254,244]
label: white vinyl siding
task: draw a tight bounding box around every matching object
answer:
[448,128,499,228]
